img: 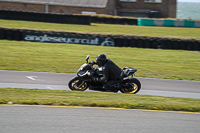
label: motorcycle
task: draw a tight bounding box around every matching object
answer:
[68,55,141,94]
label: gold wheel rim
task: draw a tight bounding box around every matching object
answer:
[124,83,138,94]
[71,80,88,91]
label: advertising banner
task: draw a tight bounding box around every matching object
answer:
[23,31,115,46]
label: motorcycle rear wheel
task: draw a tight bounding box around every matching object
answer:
[120,78,141,94]
[68,77,88,91]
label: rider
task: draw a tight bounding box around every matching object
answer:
[92,54,122,92]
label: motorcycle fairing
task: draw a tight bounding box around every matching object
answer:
[123,67,137,77]
[78,63,92,72]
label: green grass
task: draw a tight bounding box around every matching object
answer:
[0,40,200,81]
[1,19,200,38]
[1,88,200,112]
[0,19,200,112]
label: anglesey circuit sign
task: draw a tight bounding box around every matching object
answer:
[24,34,115,46]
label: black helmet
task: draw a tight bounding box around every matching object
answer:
[96,54,107,66]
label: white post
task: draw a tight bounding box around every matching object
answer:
[114,9,117,16]
[45,3,49,13]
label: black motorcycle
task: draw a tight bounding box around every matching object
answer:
[68,55,141,94]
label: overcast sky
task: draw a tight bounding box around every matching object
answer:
[178,0,200,2]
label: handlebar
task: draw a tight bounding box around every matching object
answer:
[89,61,97,65]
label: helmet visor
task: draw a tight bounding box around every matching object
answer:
[97,59,105,66]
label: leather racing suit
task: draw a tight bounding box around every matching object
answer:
[94,59,122,91]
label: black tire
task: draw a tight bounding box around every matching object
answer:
[68,77,88,91]
[120,78,141,94]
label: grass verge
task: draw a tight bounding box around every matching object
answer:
[0,19,200,39]
[0,40,200,81]
[1,88,200,113]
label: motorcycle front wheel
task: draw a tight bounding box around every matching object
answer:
[120,78,141,94]
[68,77,88,91]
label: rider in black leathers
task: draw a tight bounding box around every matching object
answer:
[92,54,122,92]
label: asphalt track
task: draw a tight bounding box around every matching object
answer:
[1,70,200,133]
[0,105,200,133]
[0,70,200,99]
